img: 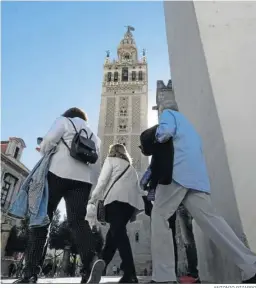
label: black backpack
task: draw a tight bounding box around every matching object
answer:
[61,118,98,165]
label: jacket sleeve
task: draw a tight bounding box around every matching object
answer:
[89,157,113,204]
[156,110,176,143]
[40,117,66,155]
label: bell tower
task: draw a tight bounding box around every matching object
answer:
[98,26,148,172]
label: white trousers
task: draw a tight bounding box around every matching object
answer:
[151,181,256,282]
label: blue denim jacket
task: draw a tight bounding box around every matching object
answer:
[8,148,56,228]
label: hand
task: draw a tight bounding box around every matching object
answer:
[140,168,152,190]
[86,203,97,218]
[88,199,96,205]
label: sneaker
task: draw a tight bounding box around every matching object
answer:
[13,275,38,284]
[80,272,90,284]
[243,273,256,284]
[148,280,177,284]
[179,275,201,284]
[86,259,105,284]
[119,276,139,284]
[102,267,107,276]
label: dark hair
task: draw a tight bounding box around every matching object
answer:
[62,107,87,121]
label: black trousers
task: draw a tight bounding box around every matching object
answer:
[102,201,136,278]
[167,213,178,276]
[178,205,199,278]
[23,171,94,277]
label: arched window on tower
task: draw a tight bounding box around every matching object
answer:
[107,72,112,82]
[132,71,136,81]
[122,67,128,81]
[135,232,139,243]
[114,72,118,82]
[120,107,127,117]
[138,71,143,81]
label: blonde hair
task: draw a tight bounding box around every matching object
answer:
[108,143,132,164]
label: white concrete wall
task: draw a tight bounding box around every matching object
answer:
[164,0,256,283]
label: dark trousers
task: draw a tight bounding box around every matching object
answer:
[24,171,94,277]
[178,205,199,278]
[168,210,198,278]
[102,201,136,278]
[168,213,178,276]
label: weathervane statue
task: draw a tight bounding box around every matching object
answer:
[125,25,135,33]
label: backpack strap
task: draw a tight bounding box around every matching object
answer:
[67,118,78,133]
[68,118,94,140]
[61,118,78,150]
[103,164,130,201]
[61,138,70,151]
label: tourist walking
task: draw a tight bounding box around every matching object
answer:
[139,123,199,282]
[88,144,144,283]
[150,102,256,283]
[9,107,104,284]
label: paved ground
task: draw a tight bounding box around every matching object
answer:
[1,276,151,284]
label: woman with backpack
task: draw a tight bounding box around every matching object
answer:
[14,107,104,284]
[87,144,144,283]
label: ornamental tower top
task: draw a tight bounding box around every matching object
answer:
[98,26,148,172]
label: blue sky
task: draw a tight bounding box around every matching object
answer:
[2,1,170,216]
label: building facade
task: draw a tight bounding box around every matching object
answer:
[97,27,151,275]
[1,137,30,276]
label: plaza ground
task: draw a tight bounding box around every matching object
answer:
[1,276,151,284]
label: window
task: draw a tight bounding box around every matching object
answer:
[114,72,118,82]
[120,108,127,117]
[107,72,112,82]
[1,179,11,207]
[132,71,136,81]
[124,54,130,60]
[135,232,139,243]
[14,147,20,159]
[122,67,128,81]
[138,71,143,81]
[119,124,127,132]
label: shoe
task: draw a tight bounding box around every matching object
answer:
[243,273,256,284]
[102,267,107,276]
[179,275,201,284]
[148,280,177,284]
[13,275,38,284]
[119,275,139,283]
[81,272,90,284]
[86,259,105,284]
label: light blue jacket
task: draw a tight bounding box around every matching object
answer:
[8,148,56,228]
[156,109,210,193]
